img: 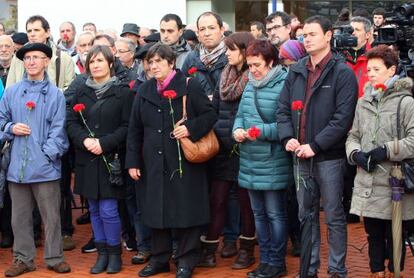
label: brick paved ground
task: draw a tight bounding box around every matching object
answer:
[1,208,414,277]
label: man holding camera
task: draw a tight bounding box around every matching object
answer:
[346,16,372,98]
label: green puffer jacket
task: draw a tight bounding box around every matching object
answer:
[346,77,414,220]
[233,66,293,191]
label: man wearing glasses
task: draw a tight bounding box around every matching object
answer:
[265,11,292,48]
[0,42,70,277]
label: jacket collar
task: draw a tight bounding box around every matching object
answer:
[140,70,188,105]
[291,51,343,76]
[21,72,51,96]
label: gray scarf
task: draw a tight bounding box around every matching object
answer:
[248,65,283,88]
[367,75,400,101]
[85,76,118,99]
[199,40,227,67]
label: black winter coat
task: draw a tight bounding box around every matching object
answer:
[276,52,358,162]
[181,46,227,96]
[66,82,134,199]
[125,70,217,229]
[211,82,241,182]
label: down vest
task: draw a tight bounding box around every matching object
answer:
[233,67,292,190]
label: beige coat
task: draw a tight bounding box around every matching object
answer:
[6,45,75,91]
[346,77,414,220]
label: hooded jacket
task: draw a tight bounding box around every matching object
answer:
[0,74,69,183]
[346,77,414,220]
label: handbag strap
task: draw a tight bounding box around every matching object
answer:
[176,78,190,126]
[253,88,271,124]
[395,95,412,155]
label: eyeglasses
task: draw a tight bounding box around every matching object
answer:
[266,23,289,33]
[117,49,132,54]
[23,55,48,62]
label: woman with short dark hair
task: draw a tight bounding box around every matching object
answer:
[67,45,134,274]
[346,45,414,278]
[232,39,292,278]
[125,43,216,278]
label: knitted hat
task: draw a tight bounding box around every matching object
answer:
[279,40,306,62]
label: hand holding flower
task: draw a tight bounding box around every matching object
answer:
[12,123,31,136]
[285,138,300,152]
[233,128,247,143]
[295,144,315,159]
[89,139,103,155]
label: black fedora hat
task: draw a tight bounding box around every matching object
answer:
[120,23,140,37]
[16,43,53,61]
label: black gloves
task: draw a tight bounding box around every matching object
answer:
[368,145,388,163]
[352,151,376,173]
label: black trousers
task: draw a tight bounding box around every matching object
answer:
[343,163,357,216]
[151,226,202,269]
[364,217,406,273]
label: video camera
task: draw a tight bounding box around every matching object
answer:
[331,25,358,50]
[376,3,414,77]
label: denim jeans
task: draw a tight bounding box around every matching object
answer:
[248,189,288,268]
[295,158,347,277]
[222,184,240,243]
[88,199,121,246]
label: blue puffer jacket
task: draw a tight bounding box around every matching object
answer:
[233,66,292,190]
[0,74,69,183]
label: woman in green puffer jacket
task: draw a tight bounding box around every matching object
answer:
[232,40,293,278]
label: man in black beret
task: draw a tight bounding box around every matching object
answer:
[11,32,28,52]
[1,42,71,277]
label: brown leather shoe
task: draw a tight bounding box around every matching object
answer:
[387,273,403,278]
[5,260,36,277]
[47,261,71,273]
[221,241,237,258]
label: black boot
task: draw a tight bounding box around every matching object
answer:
[197,236,219,267]
[106,244,122,274]
[90,242,108,274]
[232,236,256,269]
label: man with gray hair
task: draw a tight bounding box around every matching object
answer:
[73,32,94,75]
[347,16,372,97]
[0,35,14,87]
[265,11,292,47]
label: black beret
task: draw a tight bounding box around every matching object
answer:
[135,42,157,60]
[16,43,53,61]
[11,32,28,45]
[183,29,198,41]
[144,32,160,43]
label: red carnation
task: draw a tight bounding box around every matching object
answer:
[73,103,86,113]
[291,100,304,111]
[25,101,36,110]
[129,80,135,90]
[163,90,177,99]
[188,67,197,75]
[374,83,387,92]
[247,126,261,140]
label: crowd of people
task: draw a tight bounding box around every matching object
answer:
[0,5,413,278]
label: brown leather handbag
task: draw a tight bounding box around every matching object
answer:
[177,95,219,163]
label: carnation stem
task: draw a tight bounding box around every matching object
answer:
[79,111,111,174]
[169,99,183,178]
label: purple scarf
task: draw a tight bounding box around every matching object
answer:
[157,70,177,93]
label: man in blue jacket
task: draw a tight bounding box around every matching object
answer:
[0,43,70,277]
[277,16,358,278]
